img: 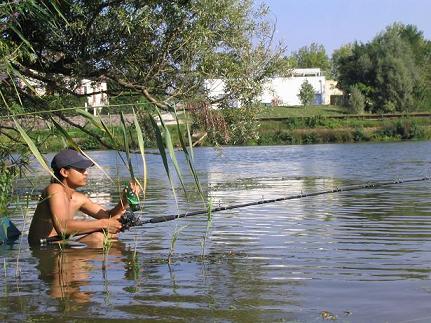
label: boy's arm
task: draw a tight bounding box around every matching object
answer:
[80,180,141,219]
[79,191,128,219]
[48,185,121,236]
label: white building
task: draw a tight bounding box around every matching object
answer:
[76,79,109,114]
[205,68,329,107]
[259,68,325,106]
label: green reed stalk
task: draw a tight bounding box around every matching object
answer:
[102,229,113,255]
[132,108,147,201]
[200,198,213,258]
[172,106,204,201]
[120,112,135,181]
[155,109,188,200]
[148,112,178,206]
[168,225,188,264]
[13,118,56,179]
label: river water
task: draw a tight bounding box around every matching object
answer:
[2,141,431,322]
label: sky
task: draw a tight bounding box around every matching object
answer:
[261,0,431,56]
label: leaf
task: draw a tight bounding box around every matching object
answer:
[132,108,147,200]
[9,26,34,52]
[173,106,204,201]
[75,109,104,131]
[13,118,55,179]
[120,112,135,180]
[184,110,194,161]
[148,113,178,205]
[155,109,188,200]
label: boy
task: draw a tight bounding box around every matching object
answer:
[28,149,139,247]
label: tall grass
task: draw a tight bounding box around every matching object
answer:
[200,198,213,258]
[168,225,188,264]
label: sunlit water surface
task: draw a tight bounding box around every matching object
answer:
[2,141,431,322]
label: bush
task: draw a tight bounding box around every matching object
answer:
[379,118,424,139]
[348,85,365,114]
[353,127,368,142]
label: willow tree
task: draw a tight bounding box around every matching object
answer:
[1,0,284,125]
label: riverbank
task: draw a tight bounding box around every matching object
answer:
[3,107,431,151]
[256,115,431,145]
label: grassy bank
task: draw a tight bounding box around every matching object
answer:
[257,116,431,145]
[256,105,349,118]
[3,107,431,152]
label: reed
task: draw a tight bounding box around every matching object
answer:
[9,101,207,277]
[200,198,214,258]
[168,225,188,264]
[102,229,113,255]
[14,194,32,278]
[3,258,7,280]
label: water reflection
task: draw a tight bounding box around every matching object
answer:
[31,242,130,305]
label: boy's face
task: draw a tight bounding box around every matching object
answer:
[61,166,88,187]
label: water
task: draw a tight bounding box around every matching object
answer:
[2,141,431,322]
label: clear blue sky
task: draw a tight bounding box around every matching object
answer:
[261,0,431,56]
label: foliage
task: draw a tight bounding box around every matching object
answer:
[379,118,424,140]
[189,102,230,145]
[298,80,315,106]
[189,102,261,145]
[335,23,431,113]
[222,107,261,144]
[331,44,353,79]
[1,0,284,115]
[348,85,365,114]
[0,0,287,167]
[288,43,331,74]
[256,105,349,118]
[0,163,14,215]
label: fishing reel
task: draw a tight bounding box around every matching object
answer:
[120,210,143,231]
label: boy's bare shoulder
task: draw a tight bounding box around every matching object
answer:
[46,183,66,195]
[45,183,89,206]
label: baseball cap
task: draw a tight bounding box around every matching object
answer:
[51,149,94,170]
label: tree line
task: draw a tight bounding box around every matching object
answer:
[285,23,431,113]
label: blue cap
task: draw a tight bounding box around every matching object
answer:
[51,149,94,170]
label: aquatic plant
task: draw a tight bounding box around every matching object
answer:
[3,258,7,280]
[0,163,13,217]
[102,230,113,255]
[14,194,32,278]
[200,198,214,258]
[168,225,188,264]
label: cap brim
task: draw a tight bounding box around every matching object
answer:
[69,160,94,169]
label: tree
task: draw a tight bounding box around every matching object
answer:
[334,23,428,113]
[289,43,331,74]
[348,85,365,114]
[331,44,353,79]
[2,0,284,109]
[1,0,286,148]
[298,80,315,106]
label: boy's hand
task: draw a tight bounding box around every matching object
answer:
[105,214,123,233]
[128,180,141,196]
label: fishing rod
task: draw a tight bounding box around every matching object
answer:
[38,175,430,245]
[120,176,431,230]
